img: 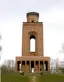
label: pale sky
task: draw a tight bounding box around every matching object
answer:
[0,0,64,64]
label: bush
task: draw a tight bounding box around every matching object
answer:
[59,67,64,74]
[20,71,24,75]
[40,71,43,75]
[1,65,8,73]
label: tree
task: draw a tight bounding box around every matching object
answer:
[50,58,56,73]
[60,42,64,53]
[1,60,15,72]
[0,34,2,60]
[0,35,2,51]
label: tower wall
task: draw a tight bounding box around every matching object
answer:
[22,22,44,56]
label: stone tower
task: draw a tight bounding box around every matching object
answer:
[16,12,50,73]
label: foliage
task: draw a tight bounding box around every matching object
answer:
[1,65,8,72]
[40,71,43,75]
[20,71,24,75]
[1,60,15,73]
[59,67,64,73]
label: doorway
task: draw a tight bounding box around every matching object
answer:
[31,61,34,73]
[17,61,21,71]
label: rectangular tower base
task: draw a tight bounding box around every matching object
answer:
[16,56,50,73]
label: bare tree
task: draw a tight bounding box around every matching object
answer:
[0,35,2,51]
[60,42,64,53]
[50,58,56,73]
[0,34,2,60]
[1,59,15,72]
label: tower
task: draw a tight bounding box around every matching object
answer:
[16,12,50,73]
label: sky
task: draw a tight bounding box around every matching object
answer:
[0,0,64,64]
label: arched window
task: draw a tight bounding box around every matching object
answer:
[30,35,35,52]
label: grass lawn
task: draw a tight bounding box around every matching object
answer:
[37,74,64,82]
[1,72,64,82]
[1,72,29,82]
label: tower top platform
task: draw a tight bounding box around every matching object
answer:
[26,12,39,22]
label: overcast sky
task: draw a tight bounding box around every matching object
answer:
[0,0,64,64]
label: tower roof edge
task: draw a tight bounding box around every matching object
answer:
[27,12,39,17]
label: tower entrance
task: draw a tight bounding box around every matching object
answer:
[31,61,34,73]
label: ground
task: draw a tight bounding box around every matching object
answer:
[1,72,64,82]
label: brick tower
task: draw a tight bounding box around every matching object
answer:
[16,12,50,73]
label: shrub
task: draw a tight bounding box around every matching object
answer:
[40,71,43,75]
[59,67,64,74]
[20,71,24,75]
